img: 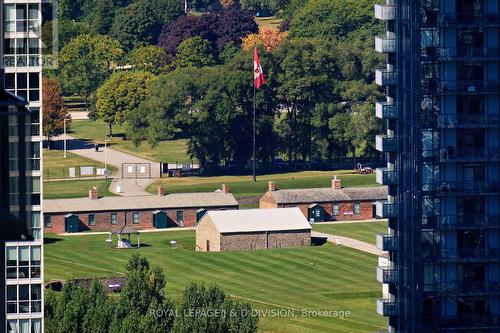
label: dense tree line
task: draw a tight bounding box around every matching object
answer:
[45,254,258,333]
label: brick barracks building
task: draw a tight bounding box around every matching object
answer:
[43,185,239,233]
[196,208,311,252]
[259,178,388,222]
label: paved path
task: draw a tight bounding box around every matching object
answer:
[54,136,160,196]
[311,231,386,256]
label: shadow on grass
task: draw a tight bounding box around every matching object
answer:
[44,237,63,244]
[311,236,328,247]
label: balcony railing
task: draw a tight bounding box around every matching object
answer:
[434,281,500,295]
[375,33,396,53]
[376,299,398,316]
[375,201,398,218]
[375,69,397,86]
[439,247,500,261]
[376,234,397,251]
[437,12,500,26]
[437,113,500,128]
[374,3,396,20]
[424,215,500,229]
[438,80,500,93]
[437,181,500,195]
[376,135,398,152]
[375,102,397,119]
[377,266,398,284]
[439,147,500,162]
[376,168,397,185]
[422,47,500,60]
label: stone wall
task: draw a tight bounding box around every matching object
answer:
[219,230,311,252]
[195,217,221,252]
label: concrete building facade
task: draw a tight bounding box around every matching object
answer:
[259,179,387,222]
[196,208,312,252]
[2,1,45,332]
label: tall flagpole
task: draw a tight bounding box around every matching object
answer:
[253,76,257,183]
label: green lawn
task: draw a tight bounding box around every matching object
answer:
[70,119,192,163]
[313,221,388,245]
[43,149,118,180]
[43,179,116,199]
[44,230,386,333]
[148,170,377,198]
[255,16,283,29]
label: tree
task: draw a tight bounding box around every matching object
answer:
[242,28,288,52]
[158,15,215,56]
[59,34,124,109]
[42,78,69,148]
[95,71,154,136]
[173,283,258,333]
[213,9,259,51]
[175,36,216,68]
[288,0,384,42]
[91,0,116,35]
[112,0,183,52]
[127,45,170,75]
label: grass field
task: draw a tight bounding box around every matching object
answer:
[312,221,388,245]
[43,179,116,199]
[148,170,377,198]
[255,16,283,29]
[70,120,192,163]
[44,230,386,333]
[43,149,118,180]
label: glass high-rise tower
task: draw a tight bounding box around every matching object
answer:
[2,1,44,332]
[374,0,500,331]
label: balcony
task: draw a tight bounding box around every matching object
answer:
[376,299,398,316]
[422,47,500,61]
[437,113,500,128]
[439,247,500,262]
[431,215,500,229]
[375,102,397,119]
[377,266,398,284]
[375,69,397,86]
[375,201,398,218]
[438,80,500,94]
[375,33,396,53]
[376,168,397,185]
[374,3,396,20]
[439,147,500,162]
[377,234,397,251]
[376,135,398,152]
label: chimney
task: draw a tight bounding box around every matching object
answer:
[157,187,166,196]
[222,184,230,194]
[89,187,98,200]
[268,181,276,192]
[332,176,342,190]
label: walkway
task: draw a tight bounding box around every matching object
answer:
[54,136,160,196]
[311,231,386,256]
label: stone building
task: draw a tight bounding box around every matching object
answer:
[196,208,311,252]
[259,178,388,222]
[43,186,239,233]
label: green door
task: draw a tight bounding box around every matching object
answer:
[65,215,80,233]
[308,204,325,222]
[154,211,168,229]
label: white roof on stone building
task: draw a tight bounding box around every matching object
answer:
[202,208,312,233]
[44,192,239,213]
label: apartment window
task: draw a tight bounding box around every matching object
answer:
[354,203,361,215]
[6,247,17,279]
[44,214,52,228]
[132,212,140,224]
[29,212,41,240]
[6,284,43,314]
[18,246,30,279]
[7,285,17,314]
[88,214,96,226]
[176,211,184,225]
[332,204,340,216]
[31,246,41,279]
[111,213,118,225]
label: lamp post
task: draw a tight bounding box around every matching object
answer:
[104,139,111,172]
[63,114,71,158]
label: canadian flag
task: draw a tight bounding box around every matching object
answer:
[254,47,265,89]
